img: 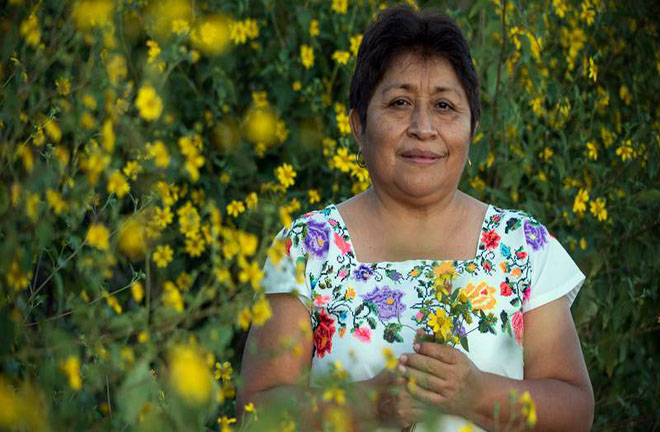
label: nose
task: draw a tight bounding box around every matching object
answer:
[407,103,438,140]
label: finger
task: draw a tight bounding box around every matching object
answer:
[404,376,444,406]
[398,363,444,394]
[402,353,451,380]
[415,342,460,364]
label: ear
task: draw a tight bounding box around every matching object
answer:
[349,108,363,149]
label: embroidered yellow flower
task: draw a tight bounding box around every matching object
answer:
[461,281,497,311]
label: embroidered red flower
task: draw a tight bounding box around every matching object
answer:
[333,232,351,256]
[511,311,524,346]
[516,251,527,259]
[481,230,501,250]
[285,236,292,256]
[314,309,335,358]
[500,282,512,296]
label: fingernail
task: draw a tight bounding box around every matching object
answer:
[413,343,421,352]
[399,355,407,364]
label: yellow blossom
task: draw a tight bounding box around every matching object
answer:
[308,189,321,204]
[239,260,264,290]
[335,110,351,135]
[573,188,589,214]
[309,19,320,37]
[131,281,144,303]
[86,223,110,250]
[46,189,69,215]
[382,348,397,370]
[118,216,147,261]
[227,200,245,217]
[245,192,258,210]
[331,0,348,14]
[107,170,130,198]
[244,107,278,145]
[619,85,631,105]
[20,14,41,47]
[106,293,122,314]
[147,140,170,168]
[323,388,346,405]
[72,0,114,30]
[237,307,252,330]
[586,141,598,160]
[350,34,363,57]
[192,14,231,55]
[214,361,233,382]
[218,416,237,432]
[56,77,71,96]
[292,81,302,91]
[162,281,184,312]
[588,57,598,82]
[616,141,634,162]
[252,295,272,326]
[153,244,174,268]
[184,235,206,257]
[300,44,314,69]
[122,160,142,180]
[589,197,608,221]
[59,356,82,391]
[168,345,213,404]
[275,163,297,188]
[136,84,163,121]
[332,50,351,65]
[6,259,32,291]
[153,206,174,229]
[146,40,161,63]
[25,193,40,222]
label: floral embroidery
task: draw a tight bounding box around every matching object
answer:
[314,309,335,358]
[353,264,373,281]
[361,286,406,321]
[353,326,371,342]
[511,311,524,345]
[461,281,498,311]
[524,220,548,251]
[304,220,331,258]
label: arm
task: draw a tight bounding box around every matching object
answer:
[238,293,413,431]
[399,296,594,431]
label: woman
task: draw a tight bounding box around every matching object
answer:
[238,5,594,431]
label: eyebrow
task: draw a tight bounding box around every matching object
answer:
[381,83,462,97]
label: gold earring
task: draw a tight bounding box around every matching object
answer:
[356,149,367,168]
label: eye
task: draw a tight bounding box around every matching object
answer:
[389,99,410,107]
[436,101,453,111]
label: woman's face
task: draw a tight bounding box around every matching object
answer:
[350,51,473,204]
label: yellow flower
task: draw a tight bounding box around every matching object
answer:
[588,57,598,82]
[335,111,351,135]
[308,189,321,204]
[192,14,231,56]
[86,224,110,251]
[214,361,233,382]
[586,141,598,160]
[44,120,62,143]
[538,147,554,162]
[107,170,130,198]
[46,189,69,215]
[118,216,147,261]
[589,197,607,222]
[292,81,302,91]
[230,20,248,44]
[6,259,32,291]
[616,142,634,162]
[245,192,258,210]
[25,193,39,222]
[237,307,252,330]
[619,85,631,105]
[275,163,297,188]
[147,140,170,168]
[20,14,41,47]
[153,206,173,229]
[56,77,71,96]
[427,308,453,341]
[244,107,278,145]
[131,281,144,303]
[168,345,213,404]
[350,34,363,57]
[122,160,142,180]
[227,200,245,217]
[162,281,184,312]
[331,0,348,14]
[519,391,537,427]
[177,201,201,237]
[153,244,174,268]
[106,293,122,314]
[332,50,351,65]
[309,19,320,37]
[136,84,163,121]
[218,416,237,432]
[184,235,206,257]
[59,356,82,391]
[72,0,114,30]
[382,348,397,370]
[146,39,161,63]
[323,388,346,405]
[300,44,314,69]
[239,260,264,290]
[573,188,589,214]
[251,295,272,326]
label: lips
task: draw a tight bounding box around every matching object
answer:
[400,149,445,159]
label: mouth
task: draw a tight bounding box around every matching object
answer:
[400,149,447,165]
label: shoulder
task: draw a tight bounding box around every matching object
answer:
[279,204,338,259]
[486,205,551,252]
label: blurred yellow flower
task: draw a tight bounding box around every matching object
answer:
[46,189,69,215]
[118,216,147,261]
[192,15,231,56]
[184,235,206,257]
[616,141,634,161]
[252,295,272,326]
[59,356,82,391]
[56,77,71,96]
[573,188,589,214]
[162,281,184,312]
[245,192,259,210]
[239,260,264,290]
[382,348,397,370]
[107,170,130,198]
[122,160,142,180]
[308,189,321,204]
[332,50,350,65]
[335,110,351,135]
[588,57,598,82]
[131,281,144,303]
[331,0,348,14]
[105,54,127,85]
[218,416,237,432]
[350,34,363,57]
[152,206,173,229]
[292,81,302,91]
[309,19,320,37]
[153,245,174,268]
[227,200,245,217]
[244,107,278,145]
[619,85,631,105]
[86,223,110,251]
[136,84,163,122]
[146,140,170,168]
[72,0,114,30]
[300,44,314,69]
[20,14,41,47]
[586,141,598,160]
[6,259,32,291]
[214,361,233,382]
[275,163,297,188]
[168,345,213,404]
[146,40,161,63]
[237,307,252,330]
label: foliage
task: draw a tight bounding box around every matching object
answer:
[0,0,658,430]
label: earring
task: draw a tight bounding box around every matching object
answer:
[356,149,367,168]
[468,157,473,168]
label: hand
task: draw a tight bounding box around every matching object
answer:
[397,342,485,419]
[367,366,429,429]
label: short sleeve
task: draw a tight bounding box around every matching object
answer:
[261,225,313,312]
[523,221,586,313]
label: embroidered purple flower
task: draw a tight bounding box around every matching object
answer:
[303,220,330,258]
[452,324,467,338]
[361,286,406,321]
[353,264,373,281]
[524,220,548,251]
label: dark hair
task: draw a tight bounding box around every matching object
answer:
[349,5,481,136]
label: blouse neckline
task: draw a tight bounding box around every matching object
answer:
[327,202,493,266]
